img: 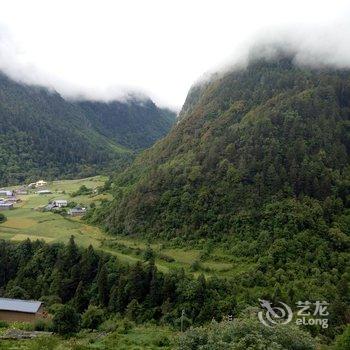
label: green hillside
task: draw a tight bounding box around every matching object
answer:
[101,56,350,239]
[78,99,176,151]
[0,73,175,185]
[88,55,350,337]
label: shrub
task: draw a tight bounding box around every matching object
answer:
[179,314,317,350]
[0,321,8,328]
[27,337,59,350]
[52,305,81,335]
[40,295,62,307]
[153,335,171,347]
[158,253,175,263]
[81,306,104,330]
[333,325,350,350]
[143,245,155,261]
[71,185,92,197]
[190,260,201,272]
[12,322,34,331]
[98,318,118,333]
[34,319,53,332]
[118,319,134,334]
[6,286,29,299]
[48,302,62,315]
[0,213,6,224]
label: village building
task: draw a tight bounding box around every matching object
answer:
[0,298,45,324]
[28,180,47,189]
[15,188,28,195]
[52,199,68,208]
[35,180,47,188]
[5,196,20,204]
[44,203,55,211]
[68,207,86,216]
[37,190,52,195]
[0,202,14,211]
[0,189,14,197]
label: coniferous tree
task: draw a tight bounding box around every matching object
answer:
[97,263,109,307]
[74,281,88,313]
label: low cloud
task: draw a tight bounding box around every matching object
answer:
[208,12,350,81]
[0,1,349,110]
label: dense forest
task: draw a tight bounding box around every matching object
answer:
[0,237,348,348]
[98,56,350,241]
[78,99,176,151]
[84,55,350,340]
[0,237,344,348]
[0,237,235,328]
[0,73,175,185]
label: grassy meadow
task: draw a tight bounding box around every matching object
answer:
[0,323,177,350]
[0,176,109,248]
[0,176,252,278]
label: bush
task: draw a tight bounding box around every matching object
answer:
[6,286,29,299]
[333,325,350,350]
[118,319,134,334]
[99,318,118,333]
[48,303,64,315]
[11,322,34,331]
[190,260,201,272]
[27,337,59,350]
[34,319,53,332]
[71,185,92,197]
[81,306,104,330]
[0,213,6,224]
[153,335,171,347]
[143,245,155,261]
[40,295,62,307]
[0,321,8,328]
[158,253,175,263]
[52,304,81,335]
[179,312,317,350]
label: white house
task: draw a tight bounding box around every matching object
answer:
[0,190,14,197]
[35,180,47,188]
[37,190,52,195]
[0,203,13,211]
[52,200,68,208]
[68,207,86,216]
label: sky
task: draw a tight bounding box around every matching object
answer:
[0,0,349,110]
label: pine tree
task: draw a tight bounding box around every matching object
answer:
[81,245,99,283]
[50,268,63,297]
[97,263,109,306]
[65,235,80,268]
[74,281,88,313]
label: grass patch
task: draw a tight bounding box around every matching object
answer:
[0,175,252,278]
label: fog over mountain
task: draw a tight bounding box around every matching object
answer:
[0,0,349,109]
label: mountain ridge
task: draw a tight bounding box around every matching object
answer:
[0,72,176,184]
[90,56,350,240]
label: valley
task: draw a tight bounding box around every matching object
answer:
[0,176,250,279]
[0,56,349,350]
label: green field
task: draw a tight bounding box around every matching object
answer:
[0,176,109,248]
[0,176,252,278]
[0,323,177,350]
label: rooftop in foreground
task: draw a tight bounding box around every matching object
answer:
[0,298,42,314]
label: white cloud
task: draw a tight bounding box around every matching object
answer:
[0,0,349,109]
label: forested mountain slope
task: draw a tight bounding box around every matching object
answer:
[78,99,175,151]
[0,73,175,184]
[101,56,350,240]
[88,56,350,330]
[87,56,350,335]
